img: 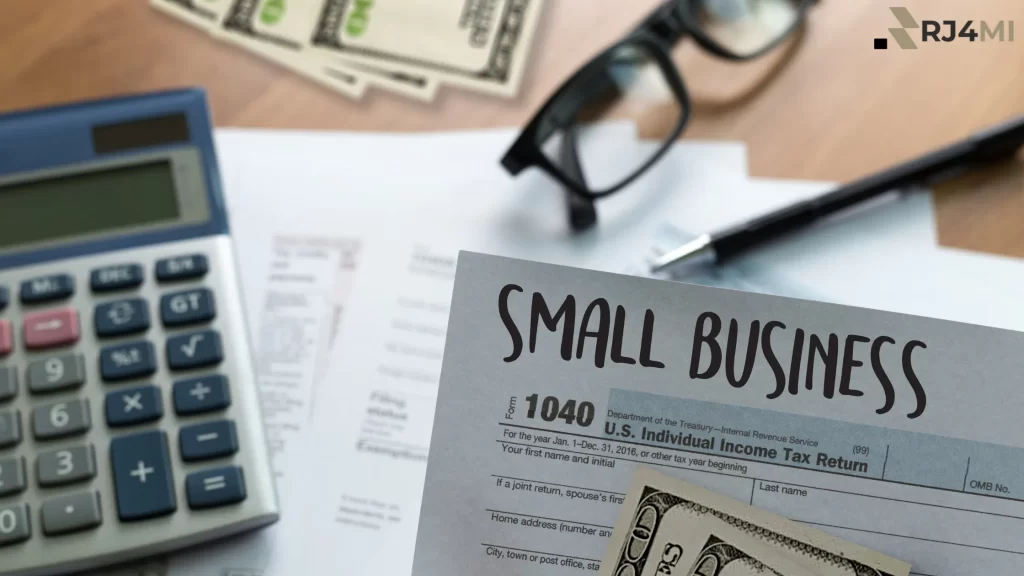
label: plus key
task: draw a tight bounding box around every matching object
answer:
[109,430,176,521]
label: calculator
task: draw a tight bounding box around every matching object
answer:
[0,89,278,575]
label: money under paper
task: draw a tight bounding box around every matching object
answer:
[617,516,821,576]
[218,0,440,101]
[151,0,368,99]
[308,0,545,97]
[604,468,910,576]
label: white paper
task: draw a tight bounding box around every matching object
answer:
[287,135,752,576]
[415,252,1024,576]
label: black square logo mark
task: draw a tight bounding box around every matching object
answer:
[874,38,888,50]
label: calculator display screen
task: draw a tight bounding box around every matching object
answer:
[0,160,180,250]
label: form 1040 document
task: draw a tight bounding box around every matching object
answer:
[412,252,1024,576]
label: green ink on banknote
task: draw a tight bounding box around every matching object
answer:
[260,0,286,25]
[346,0,374,37]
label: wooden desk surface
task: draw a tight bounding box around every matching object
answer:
[2,0,1022,253]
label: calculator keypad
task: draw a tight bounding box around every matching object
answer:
[41,491,102,536]
[156,254,208,282]
[0,410,22,448]
[173,375,230,415]
[186,466,245,510]
[27,353,86,394]
[0,455,27,496]
[0,242,274,569]
[180,420,238,462]
[0,502,31,545]
[0,320,12,357]
[105,385,163,427]
[23,307,80,350]
[110,430,176,522]
[32,399,91,440]
[20,274,75,304]
[167,330,223,371]
[100,340,157,381]
[161,288,216,327]
[0,366,17,401]
[95,298,151,337]
[37,445,97,487]
[90,264,143,292]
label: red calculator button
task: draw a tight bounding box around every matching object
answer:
[23,308,80,350]
[0,320,11,356]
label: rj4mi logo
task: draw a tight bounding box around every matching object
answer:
[875,7,1015,49]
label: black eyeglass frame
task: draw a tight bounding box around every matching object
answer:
[501,0,815,226]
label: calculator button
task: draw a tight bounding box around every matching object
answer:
[37,445,96,487]
[41,491,102,536]
[180,420,238,462]
[173,375,231,415]
[27,354,86,394]
[156,254,208,282]
[0,320,11,357]
[23,308,80,350]
[95,298,151,338]
[110,430,176,521]
[186,466,246,510]
[0,456,26,496]
[0,367,17,402]
[0,410,22,448]
[106,385,163,427]
[0,286,8,311]
[160,288,216,327]
[0,502,31,546]
[100,341,157,381]
[167,330,223,371]
[20,274,74,304]
[32,399,90,440]
[90,264,143,292]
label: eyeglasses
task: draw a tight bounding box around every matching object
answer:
[501,0,815,232]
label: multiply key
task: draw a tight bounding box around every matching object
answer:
[105,385,162,427]
[100,341,157,381]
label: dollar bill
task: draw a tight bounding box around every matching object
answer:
[622,516,821,576]
[603,468,911,576]
[151,0,368,99]
[219,0,439,101]
[308,0,545,97]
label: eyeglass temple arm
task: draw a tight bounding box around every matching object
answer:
[560,125,599,232]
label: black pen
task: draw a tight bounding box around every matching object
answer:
[650,114,1024,274]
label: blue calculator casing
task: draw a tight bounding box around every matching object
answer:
[0,89,279,576]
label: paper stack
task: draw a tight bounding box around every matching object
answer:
[102,122,1024,576]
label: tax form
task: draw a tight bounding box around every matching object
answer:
[413,252,1024,576]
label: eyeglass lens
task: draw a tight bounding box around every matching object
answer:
[537,43,685,195]
[689,0,803,57]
